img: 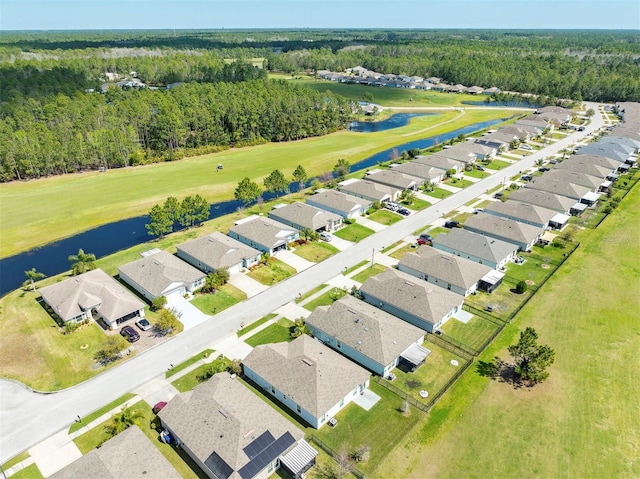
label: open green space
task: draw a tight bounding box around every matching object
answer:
[484,159,512,170]
[170,355,232,393]
[375,182,640,479]
[466,277,534,321]
[303,287,347,311]
[425,187,453,199]
[190,283,247,314]
[440,316,502,352]
[166,349,216,378]
[333,223,375,242]
[0,107,515,259]
[367,209,402,225]
[247,258,296,285]
[8,464,42,479]
[293,241,339,262]
[244,318,295,348]
[238,313,277,337]
[69,393,136,433]
[351,263,388,284]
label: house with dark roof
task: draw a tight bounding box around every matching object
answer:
[306,295,427,377]
[535,106,573,124]
[463,212,542,251]
[484,200,558,229]
[524,177,593,201]
[555,157,619,180]
[359,269,463,333]
[306,190,371,219]
[242,335,371,429]
[508,189,575,214]
[176,232,261,275]
[571,154,623,174]
[50,426,181,479]
[159,373,318,479]
[397,245,493,297]
[337,178,400,203]
[268,202,342,233]
[432,228,518,270]
[579,141,637,165]
[118,250,205,301]
[39,268,145,330]
[514,114,552,133]
[390,161,446,183]
[365,168,424,191]
[537,170,607,191]
[228,216,299,255]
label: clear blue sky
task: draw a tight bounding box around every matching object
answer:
[1,0,638,30]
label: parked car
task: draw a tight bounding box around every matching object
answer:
[538,167,550,172]
[417,233,432,245]
[521,174,533,182]
[476,165,486,171]
[398,208,411,216]
[385,202,400,212]
[549,159,558,164]
[120,325,140,342]
[494,192,504,199]
[444,220,460,229]
[152,401,167,414]
[521,144,533,151]
[135,318,152,331]
[319,231,332,242]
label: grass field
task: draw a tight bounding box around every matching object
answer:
[374,184,640,478]
[351,263,388,284]
[170,355,231,393]
[440,316,502,353]
[190,284,247,314]
[485,159,512,170]
[247,258,296,285]
[303,287,347,311]
[425,187,453,199]
[293,241,339,262]
[8,464,42,479]
[165,349,215,378]
[464,169,490,179]
[244,318,295,347]
[238,313,277,337]
[333,223,375,242]
[0,107,516,258]
[367,209,402,225]
[402,197,431,210]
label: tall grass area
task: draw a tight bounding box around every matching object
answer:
[375,185,640,478]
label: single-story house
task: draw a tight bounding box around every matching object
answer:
[432,228,519,270]
[524,177,593,201]
[465,86,484,95]
[176,232,262,275]
[535,106,573,124]
[433,144,478,164]
[539,170,606,191]
[397,245,493,297]
[571,154,623,174]
[39,268,145,330]
[555,157,618,179]
[484,200,558,229]
[578,142,636,165]
[508,188,576,214]
[463,212,542,251]
[306,189,371,219]
[269,202,342,233]
[306,295,427,377]
[228,215,299,255]
[497,126,533,142]
[159,373,318,479]
[338,178,400,203]
[359,269,464,333]
[514,115,553,133]
[49,426,181,479]
[364,168,423,191]
[243,335,371,429]
[390,161,446,183]
[462,142,497,161]
[483,87,501,95]
[414,154,466,174]
[474,136,511,152]
[118,250,205,301]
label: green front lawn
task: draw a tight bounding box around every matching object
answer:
[333,223,375,242]
[244,318,295,347]
[425,187,453,199]
[190,283,247,314]
[440,316,501,353]
[166,349,215,378]
[464,169,490,179]
[247,258,296,285]
[238,313,277,337]
[389,243,419,260]
[402,197,431,210]
[484,159,511,170]
[446,178,474,188]
[9,464,42,479]
[303,288,347,311]
[171,355,232,393]
[1,452,30,471]
[351,263,388,284]
[69,393,136,433]
[343,260,368,276]
[293,241,339,262]
[295,284,328,304]
[367,209,402,225]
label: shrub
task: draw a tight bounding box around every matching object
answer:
[515,280,528,294]
[343,218,356,225]
[151,296,167,312]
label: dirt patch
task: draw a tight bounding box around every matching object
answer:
[525,280,535,286]
[541,263,551,269]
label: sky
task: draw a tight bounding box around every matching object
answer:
[1,0,639,31]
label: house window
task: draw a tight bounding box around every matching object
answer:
[336,341,341,349]
[271,385,275,395]
[447,283,451,290]
[296,404,301,413]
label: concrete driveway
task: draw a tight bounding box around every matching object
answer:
[228,273,269,298]
[274,249,314,272]
[326,235,353,251]
[166,294,211,331]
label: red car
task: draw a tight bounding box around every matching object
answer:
[152,401,168,414]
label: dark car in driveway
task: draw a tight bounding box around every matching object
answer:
[120,325,140,342]
[444,220,460,229]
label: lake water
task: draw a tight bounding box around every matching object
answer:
[348,113,437,132]
[0,116,510,297]
[462,100,539,108]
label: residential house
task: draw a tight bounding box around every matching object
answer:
[228,216,299,255]
[507,188,575,214]
[446,84,467,93]
[463,212,542,251]
[555,157,619,180]
[176,232,261,275]
[414,154,466,174]
[484,200,559,229]
[463,142,497,161]
[269,202,342,233]
[306,189,371,218]
[39,268,145,330]
[571,154,626,176]
[537,169,608,191]
[397,245,493,297]
[465,86,485,95]
[49,426,181,479]
[474,136,511,152]
[524,177,593,201]
[118,250,205,301]
[243,335,371,429]
[497,125,533,142]
[535,106,573,125]
[159,373,318,479]
[390,161,446,183]
[579,141,637,166]
[514,114,552,134]
[359,269,463,333]
[364,168,423,191]
[434,143,479,165]
[483,87,502,95]
[432,228,518,270]
[306,295,427,377]
[338,178,400,203]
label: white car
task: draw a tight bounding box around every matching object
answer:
[319,232,332,242]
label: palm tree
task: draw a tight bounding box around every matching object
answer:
[103,407,143,439]
[291,317,310,338]
[68,248,97,276]
[23,268,46,292]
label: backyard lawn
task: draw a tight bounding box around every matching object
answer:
[247,258,296,285]
[425,187,453,199]
[244,318,295,347]
[293,241,339,262]
[367,209,402,225]
[190,284,247,314]
[333,223,375,242]
[440,315,502,353]
[351,263,388,284]
[303,288,347,311]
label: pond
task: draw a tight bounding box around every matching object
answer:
[0,116,511,297]
[348,113,437,132]
[462,100,539,108]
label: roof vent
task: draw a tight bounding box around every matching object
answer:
[302,358,314,366]
[405,281,415,287]
[218,408,229,418]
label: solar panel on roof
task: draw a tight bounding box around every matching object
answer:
[243,430,276,460]
[238,432,296,479]
[204,451,234,479]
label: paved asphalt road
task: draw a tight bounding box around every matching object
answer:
[0,103,605,462]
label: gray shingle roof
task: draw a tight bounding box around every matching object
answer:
[359,269,463,327]
[365,169,422,190]
[571,154,621,170]
[338,179,398,201]
[307,190,369,215]
[537,170,603,189]
[269,202,341,231]
[555,158,616,178]
[578,143,631,163]
[242,335,370,417]
[50,426,181,479]
[414,154,465,171]
[177,232,260,270]
[118,251,205,298]
[306,295,425,367]
[391,162,446,180]
[39,269,144,322]
[229,216,299,250]
[429,145,477,163]
[432,228,518,264]
[464,212,541,245]
[159,373,304,479]
[398,245,492,291]
[485,200,558,226]
[524,177,592,200]
[506,188,575,214]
